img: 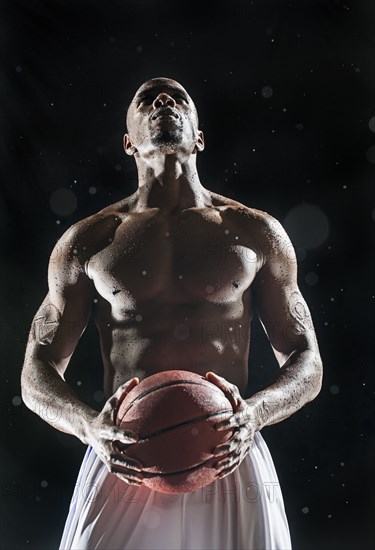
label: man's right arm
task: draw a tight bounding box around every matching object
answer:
[21,223,144,485]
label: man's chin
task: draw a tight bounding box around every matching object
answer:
[151,133,183,153]
[155,143,181,154]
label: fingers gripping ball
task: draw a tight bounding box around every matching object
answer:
[114,370,234,494]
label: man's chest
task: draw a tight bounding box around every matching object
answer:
[87,209,261,307]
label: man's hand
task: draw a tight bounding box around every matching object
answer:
[86,378,144,486]
[206,372,259,480]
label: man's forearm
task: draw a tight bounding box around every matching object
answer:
[21,360,98,444]
[246,348,323,431]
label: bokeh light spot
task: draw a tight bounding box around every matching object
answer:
[284,203,329,249]
[93,390,105,402]
[368,117,375,133]
[305,272,319,286]
[366,145,375,163]
[49,188,78,216]
[12,396,22,406]
[261,85,273,98]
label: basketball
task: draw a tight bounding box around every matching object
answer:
[114,370,234,494]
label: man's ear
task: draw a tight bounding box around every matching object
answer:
[194,130,205,153]
[123,134,138,156]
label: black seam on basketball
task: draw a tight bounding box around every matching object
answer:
[133,409,233,441]
[142,457,214,478]
[116,379,227,422]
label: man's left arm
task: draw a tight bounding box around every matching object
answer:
[206,215,323,478]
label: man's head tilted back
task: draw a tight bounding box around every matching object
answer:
[124,77,205,159]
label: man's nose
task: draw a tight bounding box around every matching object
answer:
[152,93,176,109]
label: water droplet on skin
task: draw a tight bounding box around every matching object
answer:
[213,340,224,354]
[142,270,147,275]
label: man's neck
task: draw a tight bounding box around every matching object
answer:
[133,153,211,213]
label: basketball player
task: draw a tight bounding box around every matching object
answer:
[21,77,323,549]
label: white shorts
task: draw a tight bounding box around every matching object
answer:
[59,431,292,549]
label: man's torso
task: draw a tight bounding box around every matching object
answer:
[75,191,269,398]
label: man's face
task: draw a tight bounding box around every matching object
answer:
[125,77,204,156]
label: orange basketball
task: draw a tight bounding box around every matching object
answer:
[114,370,234,494]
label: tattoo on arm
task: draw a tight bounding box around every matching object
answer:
[32,303,62,345]
[288,291,313,335]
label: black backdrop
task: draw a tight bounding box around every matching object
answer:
[1,1,374,549]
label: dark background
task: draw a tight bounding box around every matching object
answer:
[1,0,374,548]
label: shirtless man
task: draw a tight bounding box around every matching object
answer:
[21,77,323,549]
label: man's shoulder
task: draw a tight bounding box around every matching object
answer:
[209,191,277,226]
[50,198,132,271]
[58,197,132,246]
[209,192,295,261]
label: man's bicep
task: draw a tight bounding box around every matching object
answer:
[253,218,316,365]
[28,235,94,374]
[30,288,92,372]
